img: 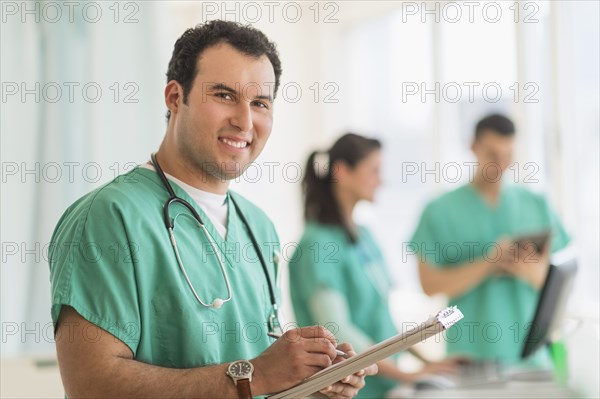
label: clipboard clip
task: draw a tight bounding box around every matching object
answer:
[436,306,464,329]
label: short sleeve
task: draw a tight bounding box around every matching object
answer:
[543,199,570,252]
[291,227,349,298]
[49,190,141,355]
[409,204,443,267]
[317,243,347,295]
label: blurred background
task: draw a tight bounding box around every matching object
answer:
[1,1,598,397]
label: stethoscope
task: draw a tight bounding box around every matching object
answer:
[150,153,282,335]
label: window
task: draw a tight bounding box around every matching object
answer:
[342,1,599,310]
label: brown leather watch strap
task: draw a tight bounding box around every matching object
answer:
[235,378,252,399]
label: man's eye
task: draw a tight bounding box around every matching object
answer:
[215,93,233,101]
[252,100,269,109]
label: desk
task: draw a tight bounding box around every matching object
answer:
[413,381,577,398]
[391,380,579,399]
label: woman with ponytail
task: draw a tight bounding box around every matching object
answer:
[289,133,460,399]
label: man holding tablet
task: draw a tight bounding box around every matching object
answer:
[410,114,570,367]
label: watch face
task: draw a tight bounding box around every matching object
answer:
[229,361,253,378]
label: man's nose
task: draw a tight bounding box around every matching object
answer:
[230,102,253,133]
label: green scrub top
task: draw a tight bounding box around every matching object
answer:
[289,222,398,399]
[410,183,569,366]
[49,167,281,370]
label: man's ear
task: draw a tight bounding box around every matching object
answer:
[165,80,184,117]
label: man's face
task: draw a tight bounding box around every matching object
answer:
[170,43,275,181]
[471,129,515,182]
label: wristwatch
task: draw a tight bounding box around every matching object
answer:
[226,360,254,399]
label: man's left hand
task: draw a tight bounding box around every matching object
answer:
[499,241,550,289]
[318,343,378,399]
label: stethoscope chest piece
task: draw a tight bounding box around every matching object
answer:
[211,298,224,309]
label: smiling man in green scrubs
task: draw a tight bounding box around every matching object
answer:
[49,21,375,398]
[410,114,569,367]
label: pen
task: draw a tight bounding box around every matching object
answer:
[267,332,348,358]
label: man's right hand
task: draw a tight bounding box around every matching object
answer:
[496,238,550,288]
[251,326,339,395]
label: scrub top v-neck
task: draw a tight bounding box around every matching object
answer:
[49,166,281,369]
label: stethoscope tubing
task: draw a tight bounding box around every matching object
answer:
[150,153,279,319]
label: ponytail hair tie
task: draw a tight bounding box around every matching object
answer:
[313,151,330,179]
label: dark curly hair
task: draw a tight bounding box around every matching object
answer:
[475,114,515,141]
[165,20,282,120]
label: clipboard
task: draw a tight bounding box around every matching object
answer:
[268,306,464,399]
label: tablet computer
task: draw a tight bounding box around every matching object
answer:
[513,230,551,254]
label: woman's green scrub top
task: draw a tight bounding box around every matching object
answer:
[410,184,569,366]
[49,167,281,368]
[289,222,399,399]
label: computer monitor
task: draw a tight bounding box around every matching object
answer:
[521,257,578,359]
